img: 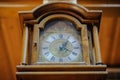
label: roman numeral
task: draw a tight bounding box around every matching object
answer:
[68,56,71,61]
[45,41,50,43]
[72,41,76,43]
[50,56,55,62]
[72,52,77,56]
[44,52,49,56]
[67,36,70,40]
[59,58,63,62]
[51,36,56,40]
[74,47,79,49]
[59,34,63,39]
[43,47,48,49]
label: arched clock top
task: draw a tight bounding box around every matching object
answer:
[33,2,102,29]
[19,2,102,31]
[38,14,86,30]
[32,2,102,20]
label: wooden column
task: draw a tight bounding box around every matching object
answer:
[81,25,90,65]
[92,48,96,64]
[93,25,102,64]
[31,24,39,64]
[21,25,28,65]
[88,31,96,65]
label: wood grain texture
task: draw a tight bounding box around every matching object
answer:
[21,25,28,65]
[93,26,102,64]
[0,1,120,80]
[16,71,107,80]
[81,26,90,65]
[88,30,95,65]
[0,18,22,80]
[16,65,107,71]
[31,24,39,64]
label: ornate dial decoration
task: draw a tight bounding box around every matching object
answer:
[37,20,83,63]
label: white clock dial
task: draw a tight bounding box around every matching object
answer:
[41,33,82,62]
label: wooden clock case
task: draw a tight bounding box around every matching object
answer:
[16,2,107,80]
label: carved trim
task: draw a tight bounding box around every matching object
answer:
[18,3,102,31]
[93,25,102,64]
[81,26,90,65]
[32,3,102,20]
[31,24,39,64]
[38,14,83,29]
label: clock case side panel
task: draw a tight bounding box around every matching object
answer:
[31,24,39,64]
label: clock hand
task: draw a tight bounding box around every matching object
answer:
[59,45,63,51]
[59,41,67,51]
[63,40,68,48]
[64,47,72,52]
[60,40,69,51]
[59,40,69,52]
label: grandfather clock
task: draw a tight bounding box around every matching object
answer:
[16,0,107,80]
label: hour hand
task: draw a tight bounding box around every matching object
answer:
[59,45,63,51]
[59,40,69,52]
[60,40,68,51]
[63,40,68,48]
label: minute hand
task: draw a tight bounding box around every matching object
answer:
[62,40,68,49]
[59,41,68,51]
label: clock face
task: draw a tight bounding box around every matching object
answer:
[41,33,81,62]
[37,20,83,63]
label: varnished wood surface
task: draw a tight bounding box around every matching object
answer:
[16,71,107,80]
[17,65,107,71]
[31,24,39,64]
[0,1,120,80]
[16,71,108,75]
[81,26,90,64]
[21,25,28,65]
[93,26,102,64]
[16,68,120,80]
[32,2,102,27]
[107,68,120,80]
